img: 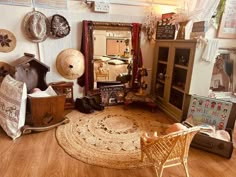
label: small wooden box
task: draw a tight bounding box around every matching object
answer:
[27,95,66,127]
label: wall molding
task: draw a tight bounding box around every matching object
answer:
[85,0,177,7]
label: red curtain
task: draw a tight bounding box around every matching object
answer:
[78,20,94,94]
[131,23,143,88]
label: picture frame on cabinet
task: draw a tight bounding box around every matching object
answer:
[218,0,236,39]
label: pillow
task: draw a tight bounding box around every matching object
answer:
[99,56,111,61]
[165,123,188,135]
[108,59,125,65]
[28,86,57,97]
[0,75,27,140]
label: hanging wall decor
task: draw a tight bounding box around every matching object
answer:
[22,11,50,43]
[218,0,236,38]
[0,29,16,53]
[50,14,70,38]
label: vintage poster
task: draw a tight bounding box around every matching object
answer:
[187,95,232,130]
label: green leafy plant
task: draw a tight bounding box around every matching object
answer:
[214,0,226,27]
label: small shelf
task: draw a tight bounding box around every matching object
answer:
[172,85,185,93]
[159,60,168,64]
[156,63,167,82]
[174,48,190,65]
[172,68,187,91]
[155,82,165,98]
[174,64,188,70]
[169,88,184,110]
[157,79,165,84]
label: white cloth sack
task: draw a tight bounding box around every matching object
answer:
[0,75,27,140]
[28,86,57,97]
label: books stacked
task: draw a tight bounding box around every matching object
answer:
[190,21,209,39]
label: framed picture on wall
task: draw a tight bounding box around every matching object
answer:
[218,0,236,38]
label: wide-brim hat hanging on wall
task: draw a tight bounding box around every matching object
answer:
[50,14,70,38]
[56,48,85,80]
[0,29,16,53]
[22,11,50,43]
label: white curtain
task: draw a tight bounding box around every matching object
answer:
[177,0,220,22]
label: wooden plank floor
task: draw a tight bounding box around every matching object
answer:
[0,107,235,177]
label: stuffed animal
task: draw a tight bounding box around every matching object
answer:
[165,123,188,134]
[141,131,158,144]
[30,87,41,93]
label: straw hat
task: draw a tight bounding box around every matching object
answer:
[56,49,85,80]
[50,14,70,38]
[22,11,50,43]
[0,29,16,53]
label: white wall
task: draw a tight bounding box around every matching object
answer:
[0,1,176,98]
[1,1,236,99]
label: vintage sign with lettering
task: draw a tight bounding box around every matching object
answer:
[156,17,176,40]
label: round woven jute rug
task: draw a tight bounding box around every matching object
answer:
[56,106,170,169]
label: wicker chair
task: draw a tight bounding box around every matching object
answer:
[140,127,200,177]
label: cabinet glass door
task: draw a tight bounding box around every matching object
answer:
[155,47,169,98]
[169,48,190,109]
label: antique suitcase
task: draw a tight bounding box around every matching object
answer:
[182,94,236,158]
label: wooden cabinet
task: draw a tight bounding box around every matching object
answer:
[151,40,214,122]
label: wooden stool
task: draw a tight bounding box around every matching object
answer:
[124,92,157,112]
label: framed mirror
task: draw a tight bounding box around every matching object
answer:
[79,21,142,95]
